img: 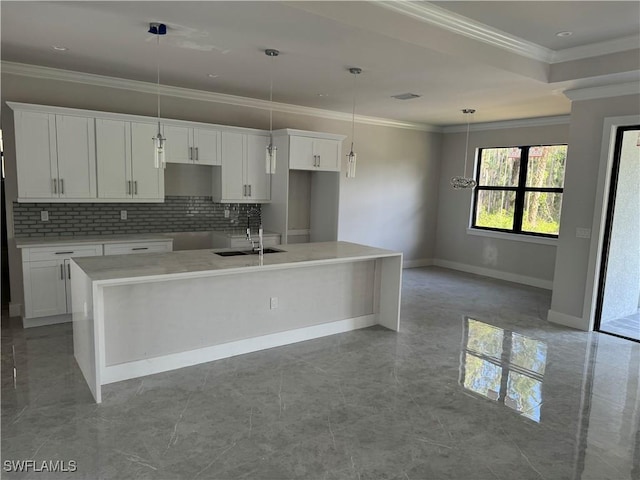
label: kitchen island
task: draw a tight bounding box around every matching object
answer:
[71,241,403,403]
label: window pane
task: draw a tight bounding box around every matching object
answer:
[526,145,567,188]
[463,353,502,401]
[467,319,503,360]
[475,190,516,230]
[479,148,521,187]
[509,333,547,375]
[522,192,563,235]
[506,371,543,422]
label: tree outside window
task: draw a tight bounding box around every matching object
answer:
[472,145,567,237]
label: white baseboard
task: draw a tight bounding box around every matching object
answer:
[101,314,378,385]
[547,309,588,331]
[433,259,553,290]
[23,314,71,328]
[8,303,22,317]
[403,258,434,269]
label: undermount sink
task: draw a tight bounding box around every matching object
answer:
[214,247,283,257]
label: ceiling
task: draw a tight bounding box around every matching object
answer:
[2,1,639,127]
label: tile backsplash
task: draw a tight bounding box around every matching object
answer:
[13,196,261,237]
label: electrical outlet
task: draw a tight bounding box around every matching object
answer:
[120,210,127,220]
[270,297,278,309]
[40,211,49,222]
[224,209,230,219]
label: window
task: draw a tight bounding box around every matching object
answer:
[471,145,567,237]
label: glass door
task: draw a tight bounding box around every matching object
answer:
[595,126,640,342]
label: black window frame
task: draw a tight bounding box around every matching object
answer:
[471,144,567,238]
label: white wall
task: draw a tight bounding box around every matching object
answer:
[1,72,441,313]
[434,123,569,288]
[549,94,640,331]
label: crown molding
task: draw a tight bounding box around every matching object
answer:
[552,35,640,64]
[442,115,570,133]
[1,61,439,132]
[563,82,640,101]
[378,1,553,62]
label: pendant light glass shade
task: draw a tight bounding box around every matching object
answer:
[150,23,167,169]
[265,49,279,174]
[346,67,361,178]
[451,108,477,189]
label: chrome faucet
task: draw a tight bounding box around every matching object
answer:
[246,208,264,256]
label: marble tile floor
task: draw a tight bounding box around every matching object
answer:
[2,267,639,480]
[600,311,640,341]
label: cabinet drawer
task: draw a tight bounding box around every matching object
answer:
[228,235,280,249]
[104,241,172,256]
[23,244,103,262]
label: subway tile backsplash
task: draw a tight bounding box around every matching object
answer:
[13,196,261,237]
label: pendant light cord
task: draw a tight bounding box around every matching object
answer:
[350,70,357,152]
[463,113,470,177]
[156,33,161,126]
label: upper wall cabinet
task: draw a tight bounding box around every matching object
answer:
[163,123,221,166]
[289,134,341,172]
[213,131,271,203]
[14,110,96,201]
[95,119,164,201]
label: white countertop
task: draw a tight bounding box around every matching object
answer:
[16,233,173,248]
[73,241,401,284]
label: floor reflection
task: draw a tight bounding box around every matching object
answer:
[459,318,547,422]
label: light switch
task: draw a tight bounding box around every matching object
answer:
[270,297,278,309]
[40,211,49,222]
[576,227,591,238]
[120,210,127,220]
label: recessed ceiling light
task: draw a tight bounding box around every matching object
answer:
[556,31,573,37]
[316,93,328,97]
[391,93,421,100]
[51,45,68,51]
[207,73,219,78]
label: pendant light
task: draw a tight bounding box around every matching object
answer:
[265,48,279,174]
[450,108,477,189]
[346,67,362,178]
[149,22,167,169]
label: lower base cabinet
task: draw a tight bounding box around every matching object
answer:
[20,239,173,324]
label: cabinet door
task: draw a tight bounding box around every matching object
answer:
[289,136,315,170]
[163,124,192,164]
[220,132,245,201]
[246,134,271,201]
[23,260,67,318]
[14,111,58,199]
[55,115,97,199]
[96,119,132,199]
[193,128,220,166]
[313,138,340,172]
[131,122,165,200]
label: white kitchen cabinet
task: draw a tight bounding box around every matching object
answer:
[96,120,164,201]
[21,244,103,320]
[13,110,97,200]
[289,135,340,171]
[103,240,173,255]
[214,131,271,203]
[130,122,165,200]
[164,123,220,166]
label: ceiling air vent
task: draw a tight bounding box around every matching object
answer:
[391,93,421,100]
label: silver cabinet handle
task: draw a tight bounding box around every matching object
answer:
[60,178,64,194]
[67,264,71,280]
[248,184,252,197]
[195,147,199,161]
[127,181,132,195]
[52,179,57,194]
[55,251,74,255]
[60,264,64,280]
[134,181,138,195]
[189,147,193,160]
[317,155,320,167]
[132,247,148,251]
[243,185,247,197]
